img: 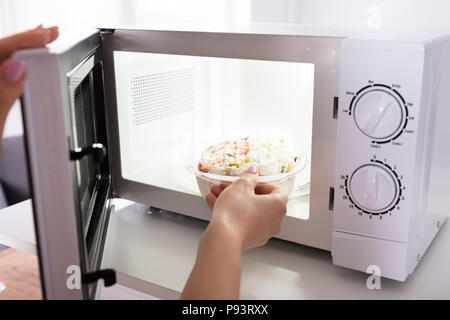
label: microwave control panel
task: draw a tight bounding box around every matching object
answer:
[350,84,408,144]
[342,159,403,216]
[334,39,425,243]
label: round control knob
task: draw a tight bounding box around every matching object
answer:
[349,164,398,213]
[353,89,404,140]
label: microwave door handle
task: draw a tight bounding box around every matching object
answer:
[70,143,107,163]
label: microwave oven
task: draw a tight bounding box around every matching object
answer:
[15,25,450,299]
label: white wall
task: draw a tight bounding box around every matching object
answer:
[4,0,449,41]
[252,0,450,30]
[3,0,450,46]
[0,0,252,36]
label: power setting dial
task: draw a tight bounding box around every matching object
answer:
[348,164,399,214]
[352,86,406,141]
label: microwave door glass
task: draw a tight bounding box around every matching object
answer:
[68,60,111,273]
[112,51,314,221]
[70,72,98,232]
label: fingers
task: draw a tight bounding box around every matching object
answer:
[235,172,258,192]
[254,182,277,195]
[207,183,231,209]
[0,25,59,62]
[264,193,288,218]
[219,182,231,190]
[46,26,59,43]
[210,184,225,197]
[205,193,217,210]
[13,25,59,49]
[257,183,288,218]
[0,58,27,113]
[255,183,287,203]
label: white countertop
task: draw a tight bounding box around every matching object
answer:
[103,199,450,299]
[0,200,36,255]
[2,198,449,299]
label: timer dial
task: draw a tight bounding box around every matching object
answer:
[353,88,405,140]
[348,164,398,213]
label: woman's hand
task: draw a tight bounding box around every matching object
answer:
[181,166,288,299]
[0,25,58,144]
[205,167,288,251]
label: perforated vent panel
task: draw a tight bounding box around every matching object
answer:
[131,68,194,126]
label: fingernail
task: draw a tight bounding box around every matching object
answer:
[2,59,25,83]
[245,165,257,174]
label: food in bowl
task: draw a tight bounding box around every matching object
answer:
[195,136,306,197]
[197,136,300,176]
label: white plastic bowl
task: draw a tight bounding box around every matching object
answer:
[194,151,307,198]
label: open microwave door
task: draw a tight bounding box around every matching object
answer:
[16,30,115,299]
[102,28,340,250]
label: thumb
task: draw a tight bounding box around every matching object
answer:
[0,58,27,114]
[236,165,259,191]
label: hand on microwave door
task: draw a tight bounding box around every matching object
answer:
[181,166,288,300]
[0,25,58,149]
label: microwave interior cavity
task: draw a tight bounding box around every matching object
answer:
[114,51,315,220]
